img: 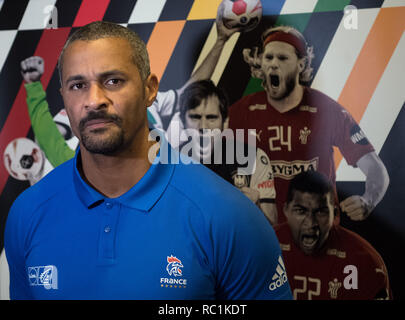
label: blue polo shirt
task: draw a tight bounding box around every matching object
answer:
[5,146,292,300]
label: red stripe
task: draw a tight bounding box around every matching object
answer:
[0,27,71,195]
[73,0,111,27]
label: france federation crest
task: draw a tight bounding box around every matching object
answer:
[166,255,183,277]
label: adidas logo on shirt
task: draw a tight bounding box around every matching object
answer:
[269,256,288,291]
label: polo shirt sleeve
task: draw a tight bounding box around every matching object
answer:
[210,194,292,300]
[4,196,33,300]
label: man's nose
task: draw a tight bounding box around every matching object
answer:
[199,117,208,130]
[84,83,108,110]
[270,63,279,70]
[269,58,279,69]
[303,212,318,227]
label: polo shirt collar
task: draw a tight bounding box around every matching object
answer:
[73,143,175,212]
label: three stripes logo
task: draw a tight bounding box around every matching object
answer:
[269,256,288,291]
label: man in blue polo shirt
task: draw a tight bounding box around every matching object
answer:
[5,21,292,300]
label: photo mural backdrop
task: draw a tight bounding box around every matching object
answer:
[0,0,404,299]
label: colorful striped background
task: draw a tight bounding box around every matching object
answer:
[0,0,404,299]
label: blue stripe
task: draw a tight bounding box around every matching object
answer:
[159,19,214,91]
[303,11,343,86]
[262,0,287,16]
[127,22,155,44]
[159,0,194,21]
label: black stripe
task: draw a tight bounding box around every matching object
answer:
[54,0,83,28]
[0,177,30,252]
[45,26,78,117]
[349,0,384,9]
[0,30,43,131]
[45,65,66,116]
[103,0,138,24]
[0,0,29,30]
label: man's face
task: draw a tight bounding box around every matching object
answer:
[60,37,156,155]
[284,191,335,255]
[184,95,224,159]
[184,95,223,131]
[261,41,303,100]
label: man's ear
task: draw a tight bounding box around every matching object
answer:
[298,57,307,73]
[144,73,159,107]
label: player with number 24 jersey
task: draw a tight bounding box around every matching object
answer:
[229,87,374,223]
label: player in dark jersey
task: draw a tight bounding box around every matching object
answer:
[228,26,389,224]
[275,171,391,300]
[178,80,277,224]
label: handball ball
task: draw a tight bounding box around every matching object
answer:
[218,0,262,32]
[3,137,44,181]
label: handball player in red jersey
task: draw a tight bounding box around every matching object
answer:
[275,171,391,300]
[229,26,389,224]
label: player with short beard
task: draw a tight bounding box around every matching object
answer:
[229,25,389,224]
[5,21,292,301]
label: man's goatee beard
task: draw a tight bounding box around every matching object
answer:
[81,129,125,155]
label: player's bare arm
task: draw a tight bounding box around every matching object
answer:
[177,4,240,94]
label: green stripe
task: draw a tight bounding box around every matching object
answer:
[275,13,312,32]
[313,0,351,12]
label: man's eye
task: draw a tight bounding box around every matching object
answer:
[106,79,123,86]
[293,208,306,215]
[278,55,288,61]
[188,115,201,120]
[265,54,273,60]
[70,83,85,90]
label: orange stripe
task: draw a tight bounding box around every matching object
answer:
[146,20,186,81]
[334,7,405,167]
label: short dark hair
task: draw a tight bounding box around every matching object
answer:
[286,171,334,205]
[58,21,150,84]
[179,80,229,124]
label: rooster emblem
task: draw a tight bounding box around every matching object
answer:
[166,255,183,277]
